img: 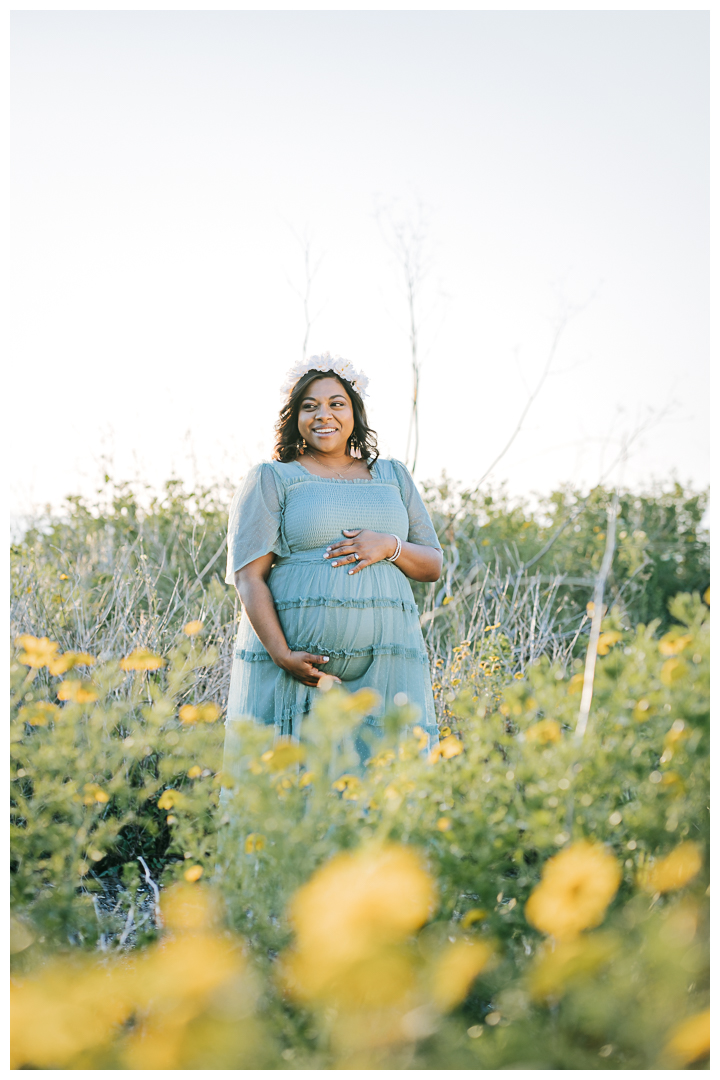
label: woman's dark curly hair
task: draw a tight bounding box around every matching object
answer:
[273,369,379,464]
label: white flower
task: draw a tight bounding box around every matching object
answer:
[280,354,369,400]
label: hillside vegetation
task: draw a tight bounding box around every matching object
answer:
[10,475,709,1069]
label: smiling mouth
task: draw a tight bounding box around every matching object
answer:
[312,428,338,435]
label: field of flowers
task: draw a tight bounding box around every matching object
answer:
[10,474,709,1069]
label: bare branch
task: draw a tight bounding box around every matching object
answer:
[574,490,619,743]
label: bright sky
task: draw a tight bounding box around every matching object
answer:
[10,9,709,519]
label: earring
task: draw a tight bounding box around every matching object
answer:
[349,434,362,459]
[298,437,307,455]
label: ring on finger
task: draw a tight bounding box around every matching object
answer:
[354,552,360,561]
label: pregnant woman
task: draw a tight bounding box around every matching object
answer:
[224,354,442,747]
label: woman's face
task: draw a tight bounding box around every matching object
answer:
[296,377,355,455]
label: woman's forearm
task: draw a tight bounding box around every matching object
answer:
[393,541,443,583]
[235,574,292,665]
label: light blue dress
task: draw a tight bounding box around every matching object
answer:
[224,457,441,742]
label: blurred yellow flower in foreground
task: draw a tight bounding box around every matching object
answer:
[245,833,266,854]
[281,844,436,1003]
[17,701,59,726]
[567,672,585,695]
[429,734,464,763]
[57,680,98,703]
[525,841,621,941]
[184,864,204,882]
[15,635,60,668]
[660,657,687,687]
[662,1009,710,1067]
[158,789,185,811]
[525,719,562,745]
[432,939,494,1010]
[640,841,702,894]
[596,631,622,656]
[48,651,96,676]
[183,619,204,636]
[179,702,221,724]
[82,783,110,805]
[658,632,693,657]
[261,741,306,769]
[528,933,619,1001]
[11,958,135,1068]
[161,882,219,931]
[120,647,165,672]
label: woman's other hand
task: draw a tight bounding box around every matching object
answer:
[324,529,395,574]
[275,650,342,687]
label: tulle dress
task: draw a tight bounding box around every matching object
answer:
[224,457,441,742]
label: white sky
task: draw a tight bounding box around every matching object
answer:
[10,9,709,518]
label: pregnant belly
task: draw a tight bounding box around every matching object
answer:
[270,556,418,683]
[278,602,376,682]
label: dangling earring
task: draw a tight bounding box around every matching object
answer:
[349,433,362,459]
[298,437,307,456]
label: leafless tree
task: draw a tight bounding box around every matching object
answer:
[284,223,323,360]
[375,200,433,474]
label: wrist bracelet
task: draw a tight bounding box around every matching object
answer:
[388,534,402,563]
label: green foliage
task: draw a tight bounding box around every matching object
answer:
[10,474,709,1069]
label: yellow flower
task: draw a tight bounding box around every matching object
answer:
[17,701,59,726]
[658,632,693,657]
[183,865,203,882]
[660,658,687,687]
[596,630,622,656]
[429,734,464,763]
[261,741,306,770]
[663,1009,710,1067]
[528,933,619,1001]
[15,635,60,669]
[187,765,202,779]
[82,783,110,805]
[160,882,219,931]
[567,673,585,695]
[245,833,266,853]
[48,651,96,676]
[157,789,183,811]
[460,908,487,929]
[120,648,165,672]
[282,844,436,1002]
[182,620,204,636]
[179,702,221,724]
[432,939,494,1010]
[525,719,562,745]
[525,841,621,941]
[332,774,362,800]
[57,680,98,703]
[412,725,429,749]
[436,817,452,832]
[640,841,702,894]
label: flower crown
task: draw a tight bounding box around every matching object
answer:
[280,353,369,400]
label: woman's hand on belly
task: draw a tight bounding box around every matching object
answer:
[324,529,396,574]
[324,529,443,582]
[276,649,343,688]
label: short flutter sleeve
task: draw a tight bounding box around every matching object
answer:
[225,463,288,584]
[389,459,443,551]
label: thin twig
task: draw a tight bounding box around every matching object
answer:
[137,856,163,928]
[574,492,619,743]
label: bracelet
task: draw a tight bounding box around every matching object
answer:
[387,534,402,563]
